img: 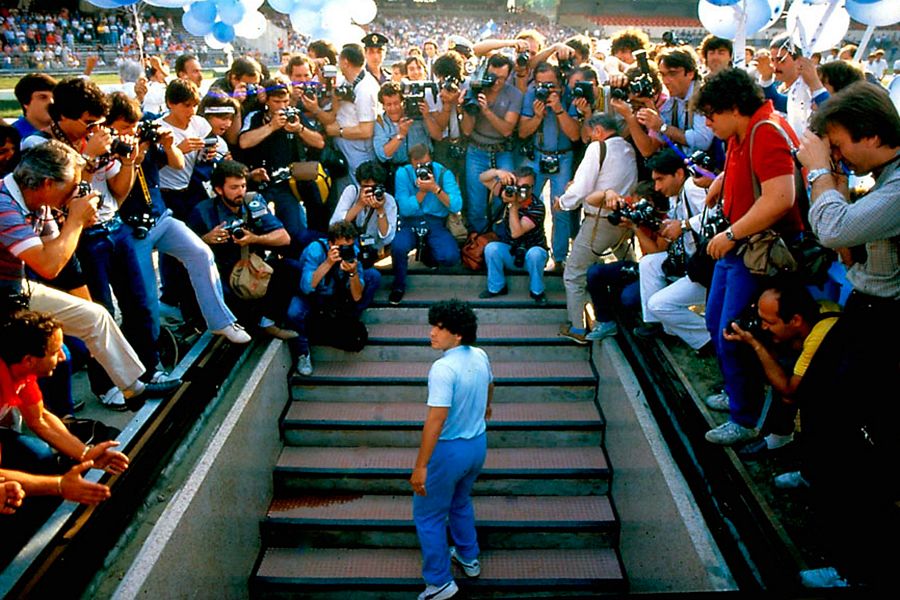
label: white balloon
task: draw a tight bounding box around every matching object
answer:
[698,0,772,39]
[889,76,900,115]
[234,10,267,39]
[144,0,190,7]
[352,0,378,25]
[760,0,786,31]
[321,22,365,47]
[290,7,322,35]
[205,32,228,50]
[845,0,900,27]
[320,0,353,29]
[241,0,266,10]
[787,0,850,54]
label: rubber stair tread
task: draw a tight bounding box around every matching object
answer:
[255,547,624,582]
[373,286,566,305]
[284,401,602,426]
[367,322,571,341]
[268,494,615,524]
[306,360,595,381]
[277,446,608,472]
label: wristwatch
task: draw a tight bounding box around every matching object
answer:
[394,134,403,141]
[806,167,831,185]
[725,226,736,242]
[660,123,669,135]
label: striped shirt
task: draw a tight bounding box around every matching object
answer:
[0,174,57,282]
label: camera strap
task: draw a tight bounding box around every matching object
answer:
[135,166,152,208]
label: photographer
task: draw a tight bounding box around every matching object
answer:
[239,78,325,255]
[109,93,249,349]
[373,82,439,194]
[330,161,397,264]
[473,29,545,93]
[518,62,581,268]
[292,221,382,377]
[287,53,329,126]
[461,54,523,234]
[556,113,637,343]
[209,56,264,147]
[477,167,548,304]
[323,43,381,182]
[389,144,462,305]
[609,56,665,162]
[430,51,466,186]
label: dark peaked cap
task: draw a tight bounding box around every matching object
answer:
[362,32,390,48]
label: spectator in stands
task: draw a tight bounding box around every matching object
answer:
[477,166,548,304]
[866,48,887,81]
[557,113,637,343]
[293,221,382,377]
[461,54,522,234]
[636,150,709,351]
[389,144,462,305]
[793,81,899,588]
[12,73,56,141]
[373,82,439,194]
[330,161,397,267]
[0,124,20,176]
[175,53,203,88]
[322,43,380,184]
[0,143,180,409]
[695,68,804,446]
[699,34,732,75]
[411,299,491,600]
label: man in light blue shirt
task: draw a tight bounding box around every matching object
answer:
[410,299,492,600]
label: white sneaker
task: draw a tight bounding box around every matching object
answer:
[212,322,251,344]
[150,369,174,383]
[704,391,730,412]
[773,470,810,489]
[296,354,313,377]
[585,321,618,341]
[99,386,127,411]
[800,567,849,588]
[449,545,481,578]
[704,421,758,445]
[417,580,458,600]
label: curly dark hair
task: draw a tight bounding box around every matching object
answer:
[645,148,687,177]
[0,310,62,365]
[818,60,865,94]
[693,68,764,118]
[432,51,465,81]
[211,159,249,189]
[428,299,477,345]
[610,28,650,56]
[50,77,109,121]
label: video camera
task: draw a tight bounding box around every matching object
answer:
[610,49,655,101]
[607,197,662,231]
[463,62,497,115]
[402,81,439,120]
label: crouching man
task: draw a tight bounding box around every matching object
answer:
[411,299,493,600]
[291,222,382,377]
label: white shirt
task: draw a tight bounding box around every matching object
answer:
[158,115,211,190]
[142,80,167,116]
[671,178,707,256]
[330,185,397,248]
[558,136,637,214]
[333,70,381,174]
[784,77,814,138]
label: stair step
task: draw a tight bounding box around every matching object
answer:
[262,494,619,549]
[291,384,597,403]
[252,547,627,595]
[381,273,566,292]
[281,401,604,447]
[363,306,568,325]
[274,446,611,496]
[310,343,589,363]
[291,361,596,386]
[372,286,566,308]
[365,322,579,345]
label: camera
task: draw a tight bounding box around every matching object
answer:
[610,87,629,101]
[295,81,325,100]
[448,139,466,160]
[402,81,439,120]
[687,150,716,178]
[268,166,292,185]
[201,135,219,163]
[441,76,461,94]
[620,262,640,280]
[110,136,133,158]
[502,184,531,201]
[366,184,386,200]
[358,233,377,268]
[462,68,497,115]
[571,80,594,106]
[137,120,161,144]
[729,306,763,337]
[415,162,433,180]
[516,51,530,69]
[334,82,356,102]
[607,198,662,231]
[124,211,155,240]
[244,83,261,97]
[539,153,560,175]
[534,81,554,103]
[510,243,526,268]
[702,206,730,239]
[75,181,92,198]
[411,218,429,261]
[338,243,357,262]
[557,57,576,76]
[223,219,246,240]
[281,106,301,124]
[613,49,656,101]
[662,31,687,47]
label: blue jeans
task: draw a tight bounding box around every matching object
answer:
[132,211,237,337]
[266,181,309,257]
[529,151,578,262]
[586,261,641,323]
[390,216,460,292]
[77,222,158,372]
[705,253,764,427]
[413,433,487,586]
[484,241,548,295]
[285,268,381,355]
[465,146,513,233]
[0,428,56,474]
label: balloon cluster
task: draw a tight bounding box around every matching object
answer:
[267,0,378,45]
[177,0,267,46]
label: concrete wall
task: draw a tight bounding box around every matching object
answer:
[112,341,290,600]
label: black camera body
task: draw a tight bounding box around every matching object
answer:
[515,51,530,69]
[502,184,531,201]
[687,150,716,178]
[75,181,92,198]
[534,81,554,103]
[358,233,377,268]
[662,30,687,47]
[510,242,527,268]
[415,162,433,181]
[296,81,325,100]
[614,49,655,100]
[223,219,246,239]
[702,207,730,239]
[281,106,301,124]
[403,81,439,120]
[334,82,356,102]
[462,71,498,115]
[557,57,576,76]
[607,198,662,231]
[125,212,156,239]
[137,120,161,144]
[110,136,133,158]
[730,308,764,337]
[338,243,357,262]
[367,184,386,200]
[571,81,594,106]
[201,135,220,163]
[441,76,461,94]
[539,153,560,174]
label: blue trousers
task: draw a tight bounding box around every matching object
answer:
[465,147,513,233]
[266,182,309,258]
[390,216,460,292]
[413,433,487,586]
[585,261,641,322]
[529,151,578,262]
[705,253,764,427]
[484,241,547,295]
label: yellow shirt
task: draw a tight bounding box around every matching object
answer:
[794,301,841,378]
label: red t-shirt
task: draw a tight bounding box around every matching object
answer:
[0,358,42,411]
[723,101,804,234]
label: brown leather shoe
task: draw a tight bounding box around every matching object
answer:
[263,324,300,340]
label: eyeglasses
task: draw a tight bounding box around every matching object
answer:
[78,117,105,130]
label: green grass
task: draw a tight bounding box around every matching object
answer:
[0,69,222,91]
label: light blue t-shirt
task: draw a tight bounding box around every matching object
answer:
[427,345,492,440]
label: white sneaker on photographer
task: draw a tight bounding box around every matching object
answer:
[296,354,313,377]
[99,386,127,411]
[212,322,251,344]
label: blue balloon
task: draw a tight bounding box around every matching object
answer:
[218,0,246,25]
[88,0,135,7]
[190,0,219,24]
[212,21,236,43]
[182,11,214,37]
[706,0,740,5]
[268,0,296,14]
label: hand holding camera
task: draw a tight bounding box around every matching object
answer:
[270,110,288,131]
[177,137,206,154]
[337,244,358,271]
[363,184,386,208]
[67,184,99,228]
[84,127,112,159]
[636,108,664,132]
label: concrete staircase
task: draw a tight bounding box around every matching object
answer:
[250,270,628,598]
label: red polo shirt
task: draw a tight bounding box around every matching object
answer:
[723,100,804,235]
[0,358,41,411]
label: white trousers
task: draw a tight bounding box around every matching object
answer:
[639,252,710,350]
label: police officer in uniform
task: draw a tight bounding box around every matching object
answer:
[363,32,392,85]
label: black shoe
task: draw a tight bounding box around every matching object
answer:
[530,291,548,306]
[126,378,182,412]
[388,289,404,305]
[632,322,663,339]
[696,341,716,358]
[478,286,508,299]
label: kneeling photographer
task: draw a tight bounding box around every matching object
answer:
[291,222,382,377]
[238,78,326,256]
[388,144,462,305]
[477,167,548,305]
[330,161,398,268]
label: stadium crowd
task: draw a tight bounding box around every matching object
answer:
[0,9,897,596]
